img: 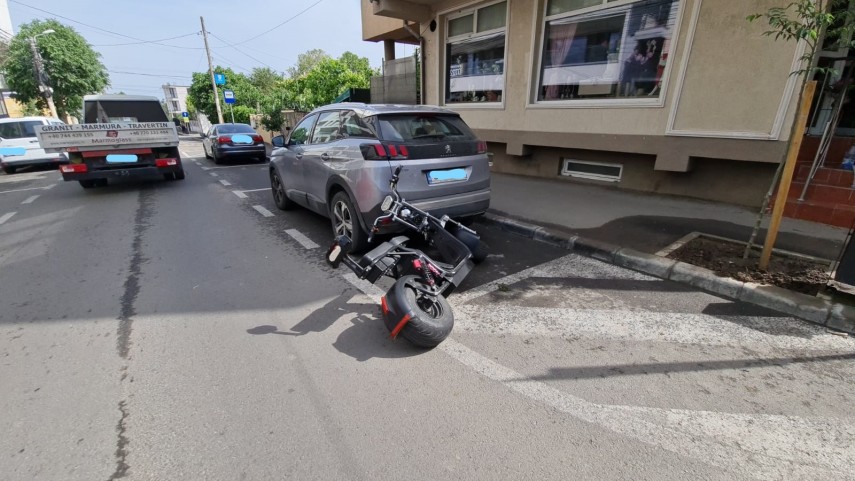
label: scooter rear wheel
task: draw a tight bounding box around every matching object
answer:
[383,276,454,348]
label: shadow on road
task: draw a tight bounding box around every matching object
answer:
[522,352,855,382]
[246,291,429,361]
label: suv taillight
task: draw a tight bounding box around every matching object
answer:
[360,143,408,160]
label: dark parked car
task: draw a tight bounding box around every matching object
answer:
[201,123,266,164]
[268,103,491,251]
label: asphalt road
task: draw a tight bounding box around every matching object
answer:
[1,138,853,481]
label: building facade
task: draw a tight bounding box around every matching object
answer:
[161,84,190,119]
[362,0,806,207]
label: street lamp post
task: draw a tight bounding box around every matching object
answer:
[28,29,59,119]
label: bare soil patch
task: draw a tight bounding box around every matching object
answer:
[668,236,832,296]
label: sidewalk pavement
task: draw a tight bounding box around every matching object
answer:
[488,173,848,260]
[485,173,855,333]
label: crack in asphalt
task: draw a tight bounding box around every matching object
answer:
[117,189,154,359]
[108,399,131,481]
[110,188,154,480]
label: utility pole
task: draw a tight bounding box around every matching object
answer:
[29,36,58,119]
[200,16,224,124]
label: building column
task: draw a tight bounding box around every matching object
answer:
[384,39,396,62]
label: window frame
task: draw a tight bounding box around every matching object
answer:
[529,0,686,109]
[289,113,319,146]
[441,0,510,109]
[310,110,343,145]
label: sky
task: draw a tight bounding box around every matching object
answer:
[7,0,414,101]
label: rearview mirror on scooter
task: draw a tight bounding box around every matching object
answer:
[326,235,353,268]
[381,195,394,212]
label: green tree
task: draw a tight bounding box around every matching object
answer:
[1,19,108,118]
[249,67,282,95]
[286,48,329,78]
[187,67,261,123]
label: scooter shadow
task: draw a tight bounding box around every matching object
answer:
[246,291,430,361]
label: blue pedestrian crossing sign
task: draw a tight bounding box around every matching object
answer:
[181,111,189,118]
[223,89,236,104]
[214,73,226,85]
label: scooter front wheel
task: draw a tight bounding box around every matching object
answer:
[383,276,454,348]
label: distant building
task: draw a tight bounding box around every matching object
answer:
[162,84,190,119]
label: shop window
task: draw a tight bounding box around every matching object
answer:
[538,0,681,102]
[561,158,622,182]
[445,1,508,104]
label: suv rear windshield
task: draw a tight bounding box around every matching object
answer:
[374,114,476,142]
[218,124,256,134]
[0,120,44,139]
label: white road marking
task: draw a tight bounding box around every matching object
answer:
[232,190,248,199]
[44,183,56,190]
[341,274,855,480]
[239,188,269,193]
[209,172,218,177]
[21,195,39,204]
[0,185,53,195]
[252,205,274,218]
[206,164,258,170]
[0,212,17,225]
[201,167,210,171]
[179,150,191,158]
[219,179,231,186]
[285,229,320,249]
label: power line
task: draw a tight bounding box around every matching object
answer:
[209,33,277,72]
[108,69,189,80]
[228,0,325,46]
[9,0,204,50]
[92,32,199,47]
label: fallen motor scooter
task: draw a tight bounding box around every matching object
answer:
[326,166,486,347]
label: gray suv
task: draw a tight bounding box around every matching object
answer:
[268,103,491,250]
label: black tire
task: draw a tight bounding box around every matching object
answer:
[212,150,221,165]
[470,240,489,264]
[174,169,185,180]
[79,179,97,189]
[2,165,16,174]
[330,191,369,252]
[203,144,211,159]
[384,276,454,348]
[270,168,294,210]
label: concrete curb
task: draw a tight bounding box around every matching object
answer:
[482,213,853,335]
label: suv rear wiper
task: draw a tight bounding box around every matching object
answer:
[412,133,447,139]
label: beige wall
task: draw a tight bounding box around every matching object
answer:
[400,0,802,144]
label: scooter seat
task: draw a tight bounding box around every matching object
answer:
[358,236,409,269]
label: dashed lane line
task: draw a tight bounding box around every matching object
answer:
[219,179,232,187]
[21,195,39,204]
[252,205,274,218]
[239,188,269,193]
[0,212,17,225]
[233,191,248,199]
[209,172,218,177]
[285,229,320,249]
[44,183,57,190]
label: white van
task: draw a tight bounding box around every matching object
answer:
[0,116,69,174]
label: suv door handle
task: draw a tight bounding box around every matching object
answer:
[321,153,331,161]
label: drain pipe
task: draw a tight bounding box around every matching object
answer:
[403,20,425,105]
